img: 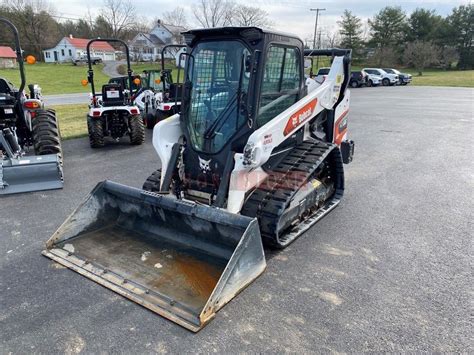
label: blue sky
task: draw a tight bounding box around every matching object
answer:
[54,0,469,40]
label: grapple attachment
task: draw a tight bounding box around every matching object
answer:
[42,180,266,332]
[0,154,63,195]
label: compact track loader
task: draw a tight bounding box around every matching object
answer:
[43,27,354,331]
[0,17,63,195]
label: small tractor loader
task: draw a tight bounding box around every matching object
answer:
[134,44,185,129]
[43,28,354,331]
[0,17,63,195]
[83,39,145,148]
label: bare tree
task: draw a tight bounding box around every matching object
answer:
[403,40,438,75]
[163,6,188,28]
[324,30,340,48]
[192,0,234,28]
[371,47,398,67]
[4,0,59,58]
[438,46,459,70]
[233,5,272,28]
[101,0,136,39]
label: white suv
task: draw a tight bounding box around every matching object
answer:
[362,68,398,86]
[362,70,382,87]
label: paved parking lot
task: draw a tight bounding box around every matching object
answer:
[0,86,472,352]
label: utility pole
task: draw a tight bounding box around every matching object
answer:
[310,8,326,49]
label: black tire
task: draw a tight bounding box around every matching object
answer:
[382,78,390,86]
[87,116,105,148]
[143,169,161,192]
[129,114,145,145]
[367,80,373,87]
[32,109,62,163]
[145,113,156,129]
[156,110,169,123]
[350,80,359,88]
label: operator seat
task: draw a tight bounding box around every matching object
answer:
[101,83,125,107]
[0,78,14,94]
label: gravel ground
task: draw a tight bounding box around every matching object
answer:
[0,86,472,353]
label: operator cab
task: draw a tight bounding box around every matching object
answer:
[179,27,305,197]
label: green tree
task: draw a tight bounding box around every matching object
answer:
[93,15,114,38]
[369,6,407,48]
[445,4,473,69]
[406,8,443,42]
[75,20,94,39]
[338,10,363,53]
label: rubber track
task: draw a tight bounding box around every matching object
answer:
[241,140,344,248]
[143,169,161,192]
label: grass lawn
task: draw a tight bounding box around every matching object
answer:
[53,103,88,140]
[0,63,110,95]
[401,69,474,87]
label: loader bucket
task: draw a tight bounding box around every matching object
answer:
[42,180,266,332]
[0,154,63,195]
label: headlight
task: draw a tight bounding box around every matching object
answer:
[243,143,260,167]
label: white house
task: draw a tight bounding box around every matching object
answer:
[43,36,116,63]
[129,20,186,61]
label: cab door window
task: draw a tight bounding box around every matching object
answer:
[257,46,301,127]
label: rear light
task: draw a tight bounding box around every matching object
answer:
[92,110,101,117]
[24,100,41,109]
[163,105,171,110]
[130,108,139,115]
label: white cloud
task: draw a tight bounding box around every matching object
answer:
[53,0,468,40]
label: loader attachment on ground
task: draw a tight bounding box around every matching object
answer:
[42,180,266,332]
[0,154,63,195]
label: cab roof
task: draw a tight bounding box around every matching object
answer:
[182,27,303,46]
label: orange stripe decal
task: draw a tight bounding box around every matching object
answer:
[334,109,349,145]
[283,99,318,136]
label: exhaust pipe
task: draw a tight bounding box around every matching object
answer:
[43,181,266,331]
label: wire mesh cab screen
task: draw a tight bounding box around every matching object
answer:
[186,40,250,153]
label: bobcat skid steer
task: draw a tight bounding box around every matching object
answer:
[0,17,63,195]
[43,27,354,331]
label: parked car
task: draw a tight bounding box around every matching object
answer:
[362,68,398,86]
[383,68,412,85]
[349,70,368,88]
[73,55,102,65]
[362,70,382,87]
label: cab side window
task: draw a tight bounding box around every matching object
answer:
[257,46,301,127]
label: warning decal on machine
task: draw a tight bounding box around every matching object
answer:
[283,99,318,136]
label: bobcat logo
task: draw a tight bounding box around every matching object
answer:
[198,156,212,173]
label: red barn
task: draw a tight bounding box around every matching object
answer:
[0,46,17,68]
